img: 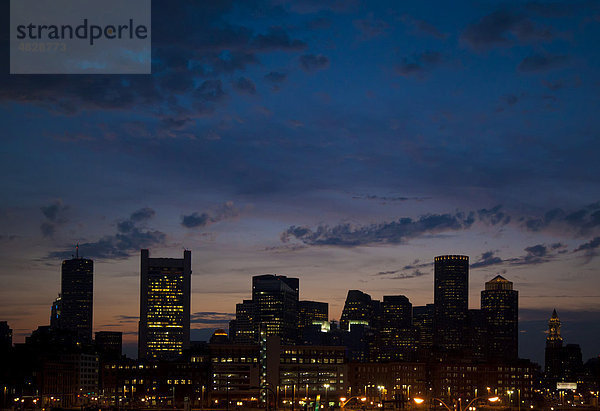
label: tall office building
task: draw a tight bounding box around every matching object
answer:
[230,300,255,344]
[433,255,469,352]
[138,249,191,360]
[377,295,415,361]
[340,290,376,331]
[298,300,329,332]
[60,248,94,343]
[467,309,487,360]
[252,274,299,344]
[413,304,434,350]
[481,275,518,361]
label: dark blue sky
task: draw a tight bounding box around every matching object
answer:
[2,0,600,364]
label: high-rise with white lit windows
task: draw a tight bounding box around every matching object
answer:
[138,249,191,360]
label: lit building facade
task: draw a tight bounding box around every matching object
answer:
[298,300,328,333]
[481,275,518,361]
[60,254,94,343]
[433,255,469,352]
[229,300,255,344]
[251,274,299,344]
[138,249,191,360]
[340,290,377,331]
[377,295,415,362]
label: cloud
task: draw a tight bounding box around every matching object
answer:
[281,211,475,246]
[352,194,431,202]
[477,205,512,226]
[191,311,235,326]
[524,202,600,234]
[41,200,68,221]
[40,199,69,238]
[46,208,165,260]
[130,207,155,222]
[395,51,443,77]
[264,71,287,84]
[251,27,307,51]
[462,10,554,50]
[115,315,139,324]
[354,14,390,38]
[574,237,600,252]
[471,243,567,269]
[518,53,569,72]
[0,2,306,116]
[375,268,428,280]
[401,15,447,39]
[181,201,240,229]
[299,54,330,72]
[471,251,504,268]
[232,77,257,95]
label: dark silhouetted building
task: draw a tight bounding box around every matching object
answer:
[467,309,486,360]
[50,295,62,330]
[230,299,255,344]
[298,300,328,333]
[0,321,12,351]
[377,295,415,361]
[138,249,191,360]
[252,274,299,344]
[340,290,376,331]
[413,304,434,351]
[545,309,563,385]
[481,275,518,361]
[209,329,229,344]
[95,331,122,361]
[544,310,584,388]
[60,249,94,343]
[433,255,469,352]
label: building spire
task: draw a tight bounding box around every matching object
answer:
[547,308,562,346]
[76,243,79,259]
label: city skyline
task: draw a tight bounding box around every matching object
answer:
[1,246,597,366]
[2,0,600,368]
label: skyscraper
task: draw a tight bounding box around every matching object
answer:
[377,295,415,361]
[298,300,328,332]
[413,304,434,350]
[433,255,469,352]
[230,299,255,344]
[138,249,191,360]
[340,290,376,331]
[252,274,299,344]
[481,275,518,361]
[60,248,93,343]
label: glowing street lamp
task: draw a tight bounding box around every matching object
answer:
[413,395,499,411]
[324,384,330,407]
[340,396,367,408]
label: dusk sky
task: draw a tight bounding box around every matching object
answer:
[2,0,600,364]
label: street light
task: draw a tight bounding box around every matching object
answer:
[414,395,499,411]
[324,384,330,409]
[340,396,367,408]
